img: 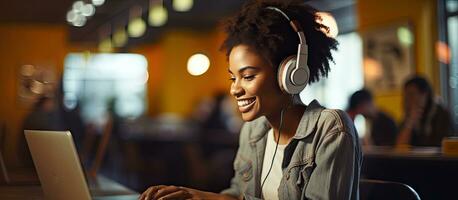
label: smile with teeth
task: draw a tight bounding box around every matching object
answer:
[237,98,256,106]
[237,97,256,112]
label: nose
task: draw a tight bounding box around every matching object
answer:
[230,79,244,98]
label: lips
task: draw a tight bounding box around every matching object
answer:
[237,97,256,113]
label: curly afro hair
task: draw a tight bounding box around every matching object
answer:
[221,0,338,84]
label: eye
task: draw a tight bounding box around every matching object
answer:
[243,75,255,81]
[229,76,236,82]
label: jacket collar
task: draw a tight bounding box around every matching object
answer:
[248,99,324,143]
[248,116,271,144]
[293,100,324,140]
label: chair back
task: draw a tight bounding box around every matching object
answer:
[87,117,113,182]
[0,121,10,184]
[360,179,421,200]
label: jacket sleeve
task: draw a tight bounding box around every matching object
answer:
[220,123,249,199]
[304,131,360,200]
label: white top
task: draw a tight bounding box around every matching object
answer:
[261,129,287,200]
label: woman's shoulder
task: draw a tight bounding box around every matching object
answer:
[433,103,451,117]
[315,108,357,138]
[294,100,356,140]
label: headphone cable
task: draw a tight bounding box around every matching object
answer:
[260,107,286,195]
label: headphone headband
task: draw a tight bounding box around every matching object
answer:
[265,6,307,45]
[265,6,291,20]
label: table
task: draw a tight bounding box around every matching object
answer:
[0,175,139,200]
[362,146,458,200]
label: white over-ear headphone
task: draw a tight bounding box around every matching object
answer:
[265,6,309,95]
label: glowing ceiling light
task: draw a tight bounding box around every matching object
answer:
[30,80,44,94]
[187,53,210,76]
[173,0,193,12]
[397,26,414,46]
[66,10,77,23]
[98,38,113,52]
[113,28,128,47]
[72,14,87,27]
[73,1,85,12]
[20,65,35,76]
[316,12,339,38]
[148,5,168,27]
[128,17,147,38]
[81,4,96,17]
[436,41,451,64]
[92,0,105,7]
[363,57,383,82]
[63,93,78,110]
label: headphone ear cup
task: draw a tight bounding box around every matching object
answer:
[277,55,297,94]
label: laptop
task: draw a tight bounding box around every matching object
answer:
[24,130,139,200]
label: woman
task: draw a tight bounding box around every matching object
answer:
[140,1,361,199]
[396,76,453,146]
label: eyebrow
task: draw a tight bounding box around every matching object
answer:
[228,66,259,74]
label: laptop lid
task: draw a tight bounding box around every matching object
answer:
[25,130,91,200]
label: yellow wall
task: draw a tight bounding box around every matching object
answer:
[0,24,96,166]
[130,43,164,116]
[0,24,66,166]
[358,0,439,121]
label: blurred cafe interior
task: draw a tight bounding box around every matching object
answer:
[0,0,458,199]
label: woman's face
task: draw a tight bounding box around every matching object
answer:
[404,84,427,111]
[228,44,286,121]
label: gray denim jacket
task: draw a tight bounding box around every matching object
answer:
[221,100,362,200]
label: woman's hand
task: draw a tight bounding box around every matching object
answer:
[139,185,238,200]
[405,105,424,129]
[139,185,191,200]
[397,104,425,146]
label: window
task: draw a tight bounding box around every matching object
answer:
[300,32,364,110]
[439,0,458,130]
[63,53,148,127]
[447,15,458,130]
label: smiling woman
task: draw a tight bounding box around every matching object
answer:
[140,1,362,200]
[227,43,308,200]
[228,45,285,122]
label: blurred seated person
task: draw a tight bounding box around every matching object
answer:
[20,96,64,167]
[23,96,64,131]
[396,76,453,147]
[347,89,398,146]
[56,80,85,150]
